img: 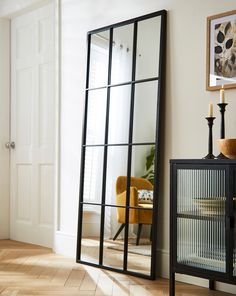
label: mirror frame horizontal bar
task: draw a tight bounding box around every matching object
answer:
[86,76,159,91]
[77,260,152,279]
[83,142,156,147]
[81,201,154,211]
[88,10,166,35]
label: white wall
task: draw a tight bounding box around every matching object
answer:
[58,0,236,293]
[0,19,10,239]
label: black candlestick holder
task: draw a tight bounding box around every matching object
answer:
[216,103,228,159]
[203,117,216,159]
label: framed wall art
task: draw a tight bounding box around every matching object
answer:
[206,10,236,91]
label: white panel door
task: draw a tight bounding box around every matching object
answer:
[11,3,55,248]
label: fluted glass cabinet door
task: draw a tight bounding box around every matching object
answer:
[176,168,226,273]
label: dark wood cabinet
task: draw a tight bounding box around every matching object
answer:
[170,159,236,295]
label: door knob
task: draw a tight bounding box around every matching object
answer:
[10,142,16,149]
[5,142,15,149]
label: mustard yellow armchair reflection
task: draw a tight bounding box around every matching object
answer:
[113,176,153,245]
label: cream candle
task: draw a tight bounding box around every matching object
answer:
[220,85,225,103]
[209,102,213,117]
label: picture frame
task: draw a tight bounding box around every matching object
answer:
[206,10,236,91]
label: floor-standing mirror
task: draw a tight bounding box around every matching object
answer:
[76,10,167,279]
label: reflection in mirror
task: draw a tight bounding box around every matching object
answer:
[127,144,154,274]
[83,147,104,204]
[81,205,101,264]
[86,89,107,145]
[105,146,128,206]
[127,208,152,275]
[103,206,125,270]
[108,85,131,144]
[104,144,154,273]
[136,16,161,80]
[89,30,109,88]
[133,81,158,143]
[131,145,155,186]
[111,24,134,85]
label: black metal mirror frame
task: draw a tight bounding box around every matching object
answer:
[76,9,167,280]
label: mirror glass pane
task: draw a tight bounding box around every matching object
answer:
[81,204,101,264]
[131,145,155,186]
[83,147,104,204]
[89,31,109,88]
[105,146,128,206]
[127,144,154,274]
[136,16,161,80]
[108,85,131,144]
[127,209,152,275]
[111,24,134,84]
[86,89,107,145]
[103,206,125,269]
[133,81,158,143]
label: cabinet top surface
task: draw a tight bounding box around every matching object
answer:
[170,159,236,164]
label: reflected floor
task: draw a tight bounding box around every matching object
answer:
[81,237,151,275]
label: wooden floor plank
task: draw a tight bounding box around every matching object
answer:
[95,274,113,295]
[112,280,129,296]
[50,266,72,285]
[64,269,85,287]
[79,273,98,291]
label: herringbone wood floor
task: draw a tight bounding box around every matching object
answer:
[0,240,233,295]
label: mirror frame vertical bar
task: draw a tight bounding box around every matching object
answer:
[123,21,138,271]
[151,10,167,279]
[76,33,91,262]
[99,28,114,265]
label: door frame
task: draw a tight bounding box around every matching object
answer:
[2,0,61,250]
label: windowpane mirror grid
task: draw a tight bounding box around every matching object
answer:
[111,24,134,85]
[86,89,107,145]
[105,146,129,206]
[133,81,158,143]
[89,30,109,89]
[108,85,131,144]
[135,17,161,80]
[176,169,226,273]
[80,204,102,264]
[83,147,104,204]
[103,205,125,270]
[77,10,166,280]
